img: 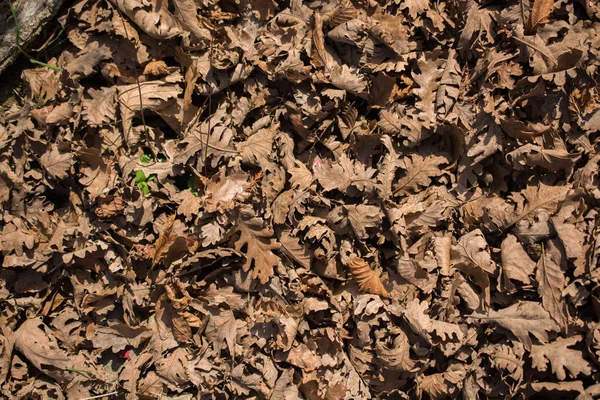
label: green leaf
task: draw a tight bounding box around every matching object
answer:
[137,182,150,195]
[187,174,198,196]
[135,170,146,184]
[140,154,153,164]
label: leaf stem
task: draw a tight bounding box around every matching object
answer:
[7,0,62,71]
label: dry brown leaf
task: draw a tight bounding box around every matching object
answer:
[536,238,568,327]
[110,0,182,39]
[202,169,250,213]
[143,60,168,76]
[314,154,377,195]
[531,335,594,380]
[470,301,560,350]
[403,298,464,345]
[204,306,237,356]
[375,329,419,372]
[234,207,281,284]
[152,213,176,267]
[40,144,72,180]
[525,0,554,34]
[13,319,73,383]
[501,234,536,287]
[347,257,390,298]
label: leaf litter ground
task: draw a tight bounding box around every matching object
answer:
[0,0,600,398]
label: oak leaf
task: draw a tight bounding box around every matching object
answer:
[111,0,183,39]
[14,318,72,383]
[344,204,382,240]
[234,207,281,284]
[204,306,237,356]
[403,298,464,345]
[40,144,72,180]
[314,153,377,195]
[82,87,117,127]
[393,152,448,196]
[375,330,419,372]
[531,335,594,380]
[469,301,560,350]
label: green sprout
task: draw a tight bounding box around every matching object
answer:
[135,170,156,195]
[139,153,153,164]
[187,173,199,196]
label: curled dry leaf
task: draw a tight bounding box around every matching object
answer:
[525,0,554,34]
[347,257,390,298]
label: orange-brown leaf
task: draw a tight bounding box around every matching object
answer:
[152,214,177,267]
[526,0,554,34]
[348,257,390,298]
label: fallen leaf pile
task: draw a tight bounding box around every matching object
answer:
[0,0,600,398]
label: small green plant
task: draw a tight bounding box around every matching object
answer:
[139,151,166,164]
[139,153,153,164]
[187,173,199,196]
[135,170,155,195]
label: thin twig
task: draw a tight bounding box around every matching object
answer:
[520,0,526,27]
[512,35,558,65]
[78,391,119,400]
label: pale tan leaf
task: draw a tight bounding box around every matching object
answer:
[412,54,445,128]
[393,152,448,196]
[403,298,464,345]
[506,144,581,173]
[396,256,437,293]
[531,335,594,380]
[117,80,182,144]
[501,234,536,285]
[484,181,572,232]
[375,330,419,372]
[451,229,495,306]
[323,0,358,27]
[156,347,188,387]
[202,169,250,213]
[40,144,72,180]
[314,154,377,194]
[278,230,312,269]
[418,363,467,400]
[204,306,237,356]
[14,318,72,382]
[344,204,382,240]
[152,214,176,267]
[378,107,430,146]
[172,0,212,44]
[91,324,153,353]
[236,125,277,171]
[111,0,183,39]
[536,238,568,327]
[470,301,560,350]
[234,206,281,284]
[143,60,169,76]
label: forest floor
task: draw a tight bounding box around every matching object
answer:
[0,0,600,399]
